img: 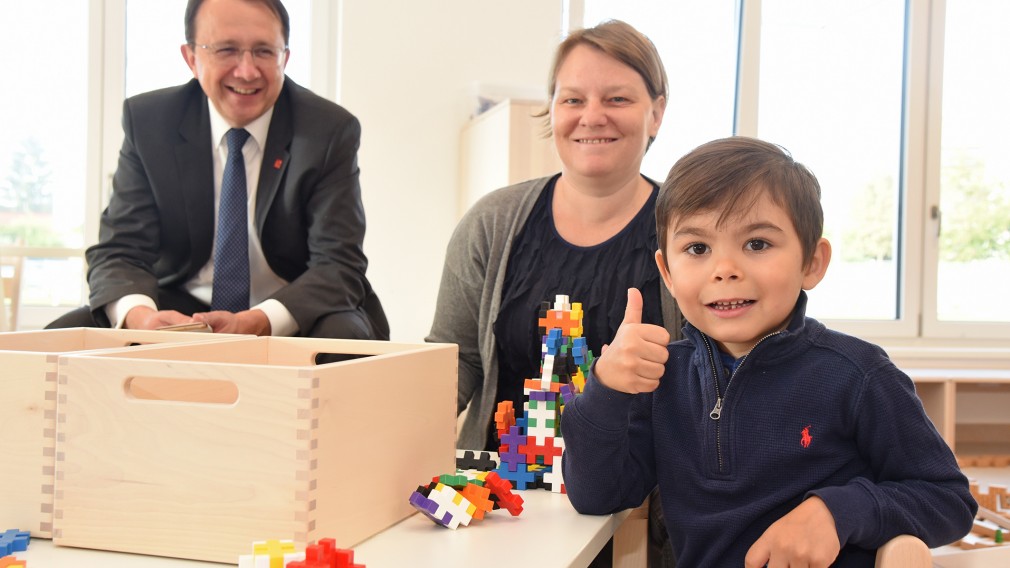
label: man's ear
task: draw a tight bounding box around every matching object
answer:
[801,238,832,291]
[654,249,676,297]
[181,43,198,78]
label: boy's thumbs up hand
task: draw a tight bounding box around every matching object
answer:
[594,288,671,394]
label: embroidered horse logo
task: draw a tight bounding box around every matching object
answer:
[801,425,813,448]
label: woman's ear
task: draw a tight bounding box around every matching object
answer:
[801,238,832,291]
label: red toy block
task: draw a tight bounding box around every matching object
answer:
[285,538,365,568]
[483,471,524,516]
[518,435,564,466]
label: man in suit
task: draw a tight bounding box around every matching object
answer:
[48,0,388,341]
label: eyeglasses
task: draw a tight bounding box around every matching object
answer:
[193,43,288,66]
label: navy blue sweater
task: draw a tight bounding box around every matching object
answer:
[562,293,976,566]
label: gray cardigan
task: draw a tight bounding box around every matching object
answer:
[427,176,681,450]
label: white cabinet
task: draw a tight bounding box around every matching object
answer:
[458,99,562,218]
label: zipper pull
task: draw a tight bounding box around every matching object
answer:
[710,397,723,420]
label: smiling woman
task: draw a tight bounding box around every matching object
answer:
[427,19,682,568]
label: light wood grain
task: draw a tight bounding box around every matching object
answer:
[0,328,239,538]
[52,337,458,563]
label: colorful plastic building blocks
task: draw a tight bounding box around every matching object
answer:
[284,537,365,568]
[491,295,594,494]
[238,537,364,568]
[237,539,304,568]
[409,294,588,527]
[455,449,499,471]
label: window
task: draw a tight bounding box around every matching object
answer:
[929,0,1010,331]
[3,1,325,330]
[1,2,89,248]
[577,0,1008,341]
[754,1,907,322]
[1,2,89,327]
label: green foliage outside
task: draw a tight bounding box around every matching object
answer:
[0,137,66,246]
[1,137,53,214]
[841,176,897,262]
[0,219,65,247]
[837,153,1010,263]
[939,153,1010,262]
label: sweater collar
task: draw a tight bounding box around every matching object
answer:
[683,291,815,368]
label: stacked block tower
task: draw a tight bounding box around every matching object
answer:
[493,294,594,493]
[406,294,592,529]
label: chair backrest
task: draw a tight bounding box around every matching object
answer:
[1,253,23,331]
[875,535,931,568]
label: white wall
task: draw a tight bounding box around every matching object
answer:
[338,1,563,341]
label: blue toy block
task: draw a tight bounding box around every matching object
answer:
[0,530,29,555]
[495,463,537,490]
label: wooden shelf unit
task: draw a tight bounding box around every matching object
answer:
[905,369,1010,462]
[458,98,561,218]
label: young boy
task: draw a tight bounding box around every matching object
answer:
[561,137,976,567]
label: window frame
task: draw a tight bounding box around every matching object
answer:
[19,0,1010,343]
[573,0,1010,343]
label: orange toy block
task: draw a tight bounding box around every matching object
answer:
[494,400,516,439]
[458,483,495,521]
[538,310,580,337]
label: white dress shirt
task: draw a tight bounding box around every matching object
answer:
[108,101,298,336]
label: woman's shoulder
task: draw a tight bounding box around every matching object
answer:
[457,175,555,229]
[473,176,553,211]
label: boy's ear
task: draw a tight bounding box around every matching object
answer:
[801,238,832,290]
[654,249,676,297]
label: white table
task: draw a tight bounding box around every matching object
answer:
[932,546,1010,567]
[17,491,634,568]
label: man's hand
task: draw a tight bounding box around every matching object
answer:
[744,496,840,568]
[192,309,271,336]
[592,288,670,393]
[123,306,195,330]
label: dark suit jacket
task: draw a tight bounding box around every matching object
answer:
[86,78,388,338]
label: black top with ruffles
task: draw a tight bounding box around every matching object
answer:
[489,174,664,450]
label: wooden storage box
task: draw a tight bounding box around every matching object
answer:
[52,337,458,563]
[0,327,239,538]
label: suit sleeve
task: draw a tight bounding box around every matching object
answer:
[267,113,373,334]
[85,98,163,316]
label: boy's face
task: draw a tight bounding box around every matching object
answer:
[655,192,831,359]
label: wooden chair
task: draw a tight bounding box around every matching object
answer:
[875,535,931,568]
[0,252,23,331]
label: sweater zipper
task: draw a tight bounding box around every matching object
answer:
[704,331,780,473]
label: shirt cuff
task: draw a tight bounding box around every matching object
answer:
[107,294,157,328]
[253,298,298,337]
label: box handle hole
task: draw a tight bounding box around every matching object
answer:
[124,376,239,404]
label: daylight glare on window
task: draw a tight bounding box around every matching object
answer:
[755,1,906,322]
[936,0,1010,324]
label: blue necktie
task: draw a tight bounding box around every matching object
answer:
[211,128,252,312]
